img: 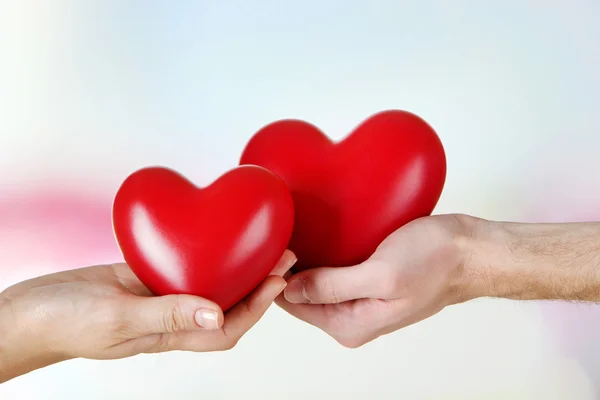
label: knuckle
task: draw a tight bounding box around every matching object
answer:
[308,277,339,303]
[163,297,188,333]
[319,279,338,303]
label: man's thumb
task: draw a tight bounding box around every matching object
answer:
[283,260,386,305]
[126,294,224,336]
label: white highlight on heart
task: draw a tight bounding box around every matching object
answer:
[131,203,186,291]
[228,203,272,267]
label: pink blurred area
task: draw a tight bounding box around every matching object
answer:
[0,186,121,286]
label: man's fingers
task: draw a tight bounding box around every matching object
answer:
[125,294,224,337]
[276,296,401,348]
[274,295,329,329]
[282,260,391,305]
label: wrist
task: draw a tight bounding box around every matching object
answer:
[446,215,492,303]
[0,291,66,383]
[456,218,514,301]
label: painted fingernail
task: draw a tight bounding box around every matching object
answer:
[284,279,309,304]
[195,308,220,330]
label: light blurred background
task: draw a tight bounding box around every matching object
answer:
[1,1,600,398]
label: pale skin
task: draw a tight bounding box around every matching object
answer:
[3,214,600,382]
[0,250,298,383]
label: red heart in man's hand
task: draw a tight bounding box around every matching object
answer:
[240,110,446,270]
[112,165,294,310]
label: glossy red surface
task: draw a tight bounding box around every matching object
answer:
[240,110,446,270]
[112,165,295,310]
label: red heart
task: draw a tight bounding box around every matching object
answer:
[112,165,295,310]
[240,110,446,270]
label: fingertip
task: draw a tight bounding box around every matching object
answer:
[186,296,224,330]
[283,277,309,304]
[270,249,298,277]
[284,249,298,264]
[194,307,223,330]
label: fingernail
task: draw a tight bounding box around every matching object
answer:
[284,279,309,304]
[289,256,298,269]
[195,308,220,330]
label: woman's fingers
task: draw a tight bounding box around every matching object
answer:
[145,275,289,353]
[269,249,298,277]
[221,275,287,343]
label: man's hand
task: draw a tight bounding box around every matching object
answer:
[276,214,600,348]
[276,215,475,348]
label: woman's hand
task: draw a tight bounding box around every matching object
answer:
[0,250,297,383]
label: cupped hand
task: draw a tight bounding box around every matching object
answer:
[276,215,480,348]
[0,250,297,381]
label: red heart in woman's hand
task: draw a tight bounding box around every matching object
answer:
[112,165,294,310]
[240,110,446,270]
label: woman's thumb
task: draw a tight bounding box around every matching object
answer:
[126,294,224,336]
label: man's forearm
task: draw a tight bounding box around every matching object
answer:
[463,219,600,302]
